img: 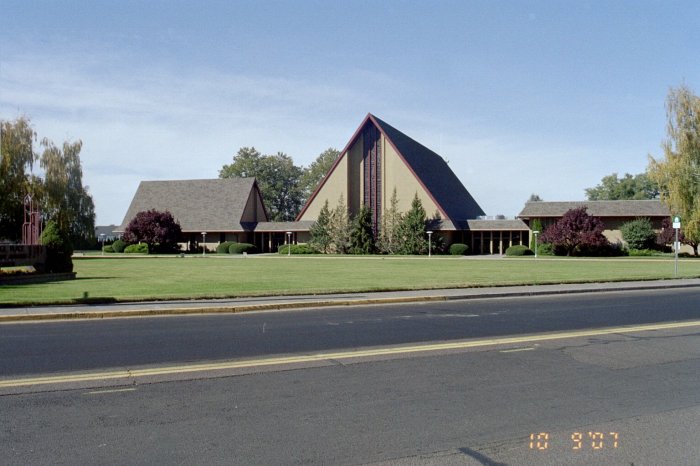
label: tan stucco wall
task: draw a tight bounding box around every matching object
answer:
[241,189,267,222]
[298,153,349,221]
[383,139,441,216]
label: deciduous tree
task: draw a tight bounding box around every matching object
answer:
[300,148,340,203]
[123,210,182,253]
[220,147,303,221]
[40,138,95,248]
[540,207,607,256]
[648,85,700,254]
[0,117,37,241]
[585,173,658,201]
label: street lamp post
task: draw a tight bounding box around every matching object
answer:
[533,230,539,258]
[100,233,106,256]
[426,231,433,257]
[286,232,292,256]
[201,232,207,256]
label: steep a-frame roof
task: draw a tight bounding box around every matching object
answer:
[117,178,268,232]
[296,113,485,226]
[371,115,485,223]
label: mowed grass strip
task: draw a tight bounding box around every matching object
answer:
[1,255,700,305]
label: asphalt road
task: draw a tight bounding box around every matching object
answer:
[1,288,700,376]
[1,289,700,465]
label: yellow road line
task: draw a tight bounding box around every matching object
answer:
[2,319,699,389]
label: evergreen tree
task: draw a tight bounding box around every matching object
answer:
[378,188,402,254]
[350,205,375,254]
[529,218,543,250]
[328,195,351,254]
[309,200,332,253]
[397,194,428,255]
[427,210,446,254]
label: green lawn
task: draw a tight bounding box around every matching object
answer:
[1,254,699,305]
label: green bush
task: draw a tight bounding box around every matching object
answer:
[278,244,318,254]
[629,248,660,256]
[39,221,74,273]
[216,241,236,254]
[228,243,257,254]
[534,242,554,256]
[620,218,656,250]
[505,245,534,256]
[112,239,127,253]
[449,243,469,255]
[103,245,115,253]
[124,243,149,254]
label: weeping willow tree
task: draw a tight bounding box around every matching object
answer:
[648,85,700,254]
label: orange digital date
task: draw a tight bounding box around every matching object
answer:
[529,431,619,450]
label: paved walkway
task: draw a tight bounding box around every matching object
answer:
[2,278,700,322]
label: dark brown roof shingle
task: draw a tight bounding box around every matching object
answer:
[518,200,670,218]
[118,178,266,232]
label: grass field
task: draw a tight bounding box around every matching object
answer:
[1,254,700,306]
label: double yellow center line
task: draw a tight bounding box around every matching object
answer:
[2,320,699,389]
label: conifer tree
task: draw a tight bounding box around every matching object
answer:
[328,195,351,254]
[350,205,375,254]
[378,188,402,254]
[309,200,332,253]
[397,194,428,255]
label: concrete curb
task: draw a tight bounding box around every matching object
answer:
[2,280,700,323]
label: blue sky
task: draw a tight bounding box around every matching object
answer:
[2,1,699,225]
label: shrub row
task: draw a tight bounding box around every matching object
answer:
[124,243,149,254]
[278,244,318,254]
[229,243,256,254]
[449,243,469,255]
[505,245,534,256]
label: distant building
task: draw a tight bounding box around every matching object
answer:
[94,225,120,241]
[117,178,312,252]
[297,113,529,253]
[517,200,671,245]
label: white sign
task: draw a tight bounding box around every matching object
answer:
[673,216,681,229]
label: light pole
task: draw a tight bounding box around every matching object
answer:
[533,230,539,258]
[286,232,292,256]
[100,233,106,256]
[426,231,433,257]
[201,232,207,256]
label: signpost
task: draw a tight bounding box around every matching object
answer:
[673,216,680,277]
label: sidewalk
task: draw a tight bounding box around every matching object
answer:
[3,278,700,323]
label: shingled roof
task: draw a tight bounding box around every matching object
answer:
[371,115,485,224]
[297,113,485,228]
[518,200,670,218]
[118,178,267,232]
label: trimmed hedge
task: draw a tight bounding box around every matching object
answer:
[112,239,127,253]
[39,221,74,273]
[228,243,257,254]
[216,241,236,254]
[505,245,534,256]
[278,244,318,255]
[449,243,469,255]
[103,245,115,253]
[124,243,149,254]
[534,242,554,256]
